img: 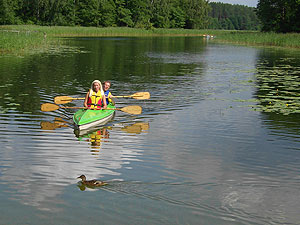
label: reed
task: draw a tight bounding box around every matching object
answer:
[0,28,58,55]
[214,31,300,49]
[1,25,212,37]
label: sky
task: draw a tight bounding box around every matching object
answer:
[210,0,258,7]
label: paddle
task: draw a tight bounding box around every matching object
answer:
[121,122,150,134]
[113,92,150,100]
[41,103,142,115]
[54,96,84,104]
[54,92,150,104]
[40,117,71,130]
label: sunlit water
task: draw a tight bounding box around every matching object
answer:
[1,37,300,224]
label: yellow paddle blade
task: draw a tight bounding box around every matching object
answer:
[40,121,59,130]
[113,92,150,100]
[134,122,150,131]
[54,96,74,104]
[130,92,150,100]
[40,121,68,130]
[122,124,142,134]
[121,122,149,134]
[41,103,60,112]
[120,105,142,115]
[54,96,85,104]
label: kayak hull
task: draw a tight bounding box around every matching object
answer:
[73,104,116,130]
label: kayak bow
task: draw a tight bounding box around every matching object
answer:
[73,104,116,130]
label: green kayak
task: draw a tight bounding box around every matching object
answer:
[73,104,116,130]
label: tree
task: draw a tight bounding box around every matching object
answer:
[0,0,22,24]
[257,0,300,33]
[151,0,172,28]
[126,0,152,29]
[208,2,260,30]
[76,0,101,26]
[180,0,211,29]
[170,6,186,28]
[115,0,133,27]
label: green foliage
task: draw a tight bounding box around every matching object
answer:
[257,0,300,33]
[99,0,117,27]
[208,2,260,30]
[170,6,186,28]
[0,0,23,24]
[0,0,211,30]
[180,0,210,29]
[76,0,101,26]
[115,0,133,27]
[151,0,172,28]
[127,0,152,28]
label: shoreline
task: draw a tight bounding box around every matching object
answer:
[1,25,299,55]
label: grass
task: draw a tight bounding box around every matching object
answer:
[1,25,213,37]
[1,25,300,55]
[215,30,300,49]
[0,28,58,55]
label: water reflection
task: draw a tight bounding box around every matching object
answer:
[74,122,149,153]
[40,117,70,130]
[76,127,110,153]
[1,111,149,210]
[2,37,300,224]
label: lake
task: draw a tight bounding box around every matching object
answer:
[1,36,300,224]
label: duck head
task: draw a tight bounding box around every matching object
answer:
[77,175,86,181]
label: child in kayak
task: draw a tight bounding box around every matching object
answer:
[103,81,115,106]
[84,80,107,109]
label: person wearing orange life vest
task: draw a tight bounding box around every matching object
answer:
[84,80,107,109]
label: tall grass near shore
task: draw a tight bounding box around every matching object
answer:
[0,25,210,55]
[1,25,210,37]
[0,29,58,55]
[216,31,300,49]
[0,30,50,54]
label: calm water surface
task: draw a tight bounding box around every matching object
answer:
[1,37,300,224]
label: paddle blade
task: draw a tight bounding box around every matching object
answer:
[120,105,142,115]
[41,103,60,112]
[54,96,73,104]
[131,92,150,100]
[40,121,58,130]
[40,120,68,130]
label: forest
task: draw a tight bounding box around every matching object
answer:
[256,0,300,33]
[208,2,259,30]
[0,0,258,30]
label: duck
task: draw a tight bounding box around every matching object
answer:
[77,175,108,187]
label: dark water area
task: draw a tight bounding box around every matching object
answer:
[1,36,300,224]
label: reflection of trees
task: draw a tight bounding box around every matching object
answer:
[254,49,300,133]
[0,37,206,115]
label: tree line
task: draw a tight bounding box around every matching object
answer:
[0,0,210,29]
[208,2,260,30]
[1,0,298,33]
[0,0,259,30]
[256,0,300,33]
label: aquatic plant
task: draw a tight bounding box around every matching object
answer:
[251,61,300,115]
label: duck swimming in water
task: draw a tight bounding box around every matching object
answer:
[77,175,108,187]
